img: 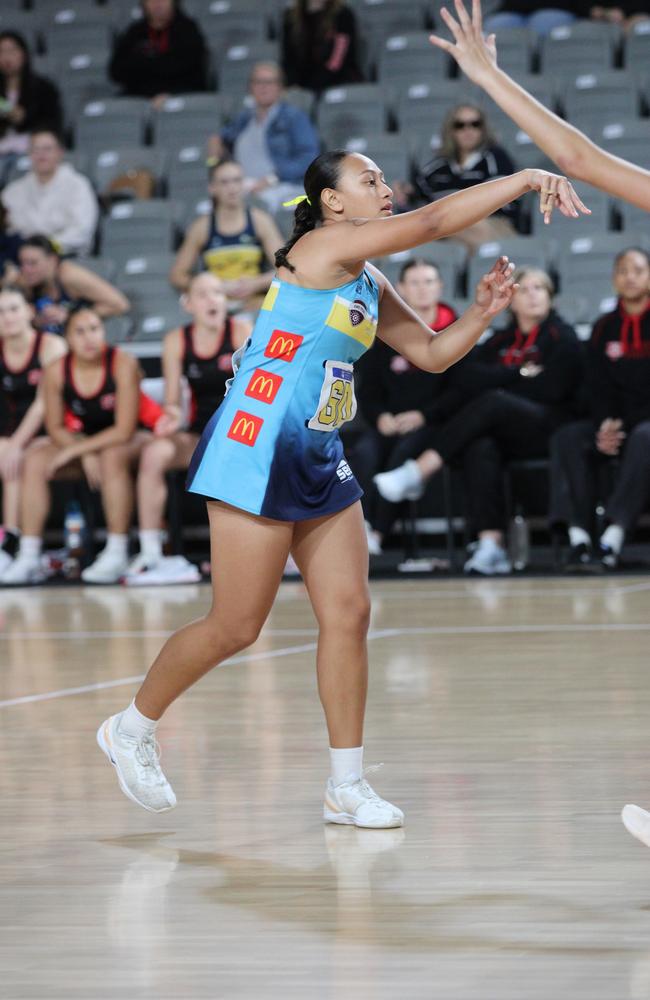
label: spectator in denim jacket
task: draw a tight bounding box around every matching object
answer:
[207,62,320,214]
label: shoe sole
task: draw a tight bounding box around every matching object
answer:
[96,719,176,813]
[323,807,404,829]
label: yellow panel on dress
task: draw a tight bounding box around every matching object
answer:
[325,295,377,349]
[261,281,280,312]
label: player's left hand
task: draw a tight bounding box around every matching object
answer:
[474,255,517,317]
[527,169,591,225]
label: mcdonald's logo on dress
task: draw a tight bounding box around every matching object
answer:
[244,368,283,404]
[264,329,304,362]
[227,409,264,446]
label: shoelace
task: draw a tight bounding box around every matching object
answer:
[350,764,384,801]
[134,735,164,776]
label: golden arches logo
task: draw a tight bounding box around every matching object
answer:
[264,329,304,362]
[227,410,263,446]
[245,368,282,404]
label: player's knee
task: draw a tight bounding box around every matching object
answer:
[325,591,371,637]
[204,612,262,658]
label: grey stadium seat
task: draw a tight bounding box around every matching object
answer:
[529,187,612,235]
[90,146,168,196]
[101,201,180,258]
[342,134,411,186]
[562,71,640,121]
[540,32,614,76]
[118,254,176,284]
[75,98,148,152]
[625,19,650,71]
[377,32,450,83]
[212,41,279,94]
[103,315,134,345]
[131,296,188,342]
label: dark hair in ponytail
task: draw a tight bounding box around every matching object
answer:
[274,150,348,273]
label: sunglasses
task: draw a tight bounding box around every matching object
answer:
[453,119,483,130]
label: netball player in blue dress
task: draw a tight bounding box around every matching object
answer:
[427,0,650,848]
[98,148,587,826]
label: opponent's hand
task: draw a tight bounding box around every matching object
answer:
[429,0,498,86]
[474,256,517,317]
[526,169,591,225]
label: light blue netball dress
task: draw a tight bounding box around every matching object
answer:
[186,268,379,521]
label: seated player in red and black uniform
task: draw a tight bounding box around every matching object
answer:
[0,285,66,579]
[374,267,583,574]
[4,304,162,585]
[549,247,650,570]
[125,273,251,582]
[350,258,459,554]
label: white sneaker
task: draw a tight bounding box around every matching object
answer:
[0,548,13,577]
[373,460,425,503]
[464,540,512,576]
[324,771,404,828]
[81,548,129,584]
[622,804,650,847]
[124,555,201,586]
[364,521,382,556]
[97,713,177,813]
[124,551,161,578]
[1,553,44,585]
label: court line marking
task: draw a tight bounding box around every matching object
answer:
[1,624,648,709]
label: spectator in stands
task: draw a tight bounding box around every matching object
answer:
[590,3,650,31]
[0,202,21,282]
[352,259,459,555]
[109,0,207,106]
[12,236,129,336]
[3,305,152,586]
[169,159,283,312]
[0,31,62,184]
[0,285,67,579]
[281,0,362,94]
[374,267,583,574]
[124,273,251,583]
[415,105,519,253]
[1,130,98,257]
[207,62,321,214]
[549,248,650,571]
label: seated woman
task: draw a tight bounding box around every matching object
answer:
[415,104,519,253]
[374,267,583,574]
[351,258,459,554]
[169,159,283,313]
[0,285,66,578]
[12,235,129,335]
[125,273,251,583]
[4,305,150,585]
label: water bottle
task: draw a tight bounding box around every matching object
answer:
[63,501,86,579]
[508,512,530,571]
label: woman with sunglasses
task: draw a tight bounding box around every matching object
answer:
[429,0,650,849]
[97,148,586,827]
[416,104,519,253]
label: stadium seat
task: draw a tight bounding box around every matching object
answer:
[198,6,270,53]
[530,188,612,235]
[562,71,640,121]
[212,41,279,94]
[319,85,387,148]
[152,94,227,155]
[625,18,650,71]
[101,201,180,258]
[76,256,117,283]
[118,253,176,284]
[377,32,450,83]
[342,133,411,187]
[540,30,614,76]
[103,315,133,345]
[484,27,534,77]
[74,98,149,153]
[131,297,188,342]
[167,147,209,204]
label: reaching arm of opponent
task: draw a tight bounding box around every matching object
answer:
[371,256,517,373]
[430,0,650,212]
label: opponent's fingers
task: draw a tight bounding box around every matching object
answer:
[472,0,483,32]
[454,0,473,32]
[439,6,464,43]
[429,32,454,54]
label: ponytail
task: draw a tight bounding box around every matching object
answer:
[274,149,348,273]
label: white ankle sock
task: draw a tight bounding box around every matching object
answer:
[601,524,624,554]
[139,529,163,562]
[569,526,591,548]
[330,746,363,786]
[19,535,42,560]
[104,533,128,557]
[397,459,422,490]
[119,700,158,741]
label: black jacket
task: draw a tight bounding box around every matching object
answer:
[449,311,583,424]
[357,305,462,427]
[109,11,207,97]
[587,300,650,430]
[0,71,62,139]
[282,5,362,92]
[416,145,519,226]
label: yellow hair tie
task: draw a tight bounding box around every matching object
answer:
[282,194,311,207]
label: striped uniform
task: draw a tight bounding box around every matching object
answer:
[187,268,379,521]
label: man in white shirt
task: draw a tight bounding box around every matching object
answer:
[1,129,98,256]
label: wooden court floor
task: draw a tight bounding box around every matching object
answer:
[2,576,650,1000]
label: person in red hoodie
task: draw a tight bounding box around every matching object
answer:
[549,247,650,570]
[350,258,459,554]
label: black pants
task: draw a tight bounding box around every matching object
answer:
[549,419,650,532]
[349,424,435,536]
[436,390,554,533]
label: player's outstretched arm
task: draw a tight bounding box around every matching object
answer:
[430,0,650,211]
